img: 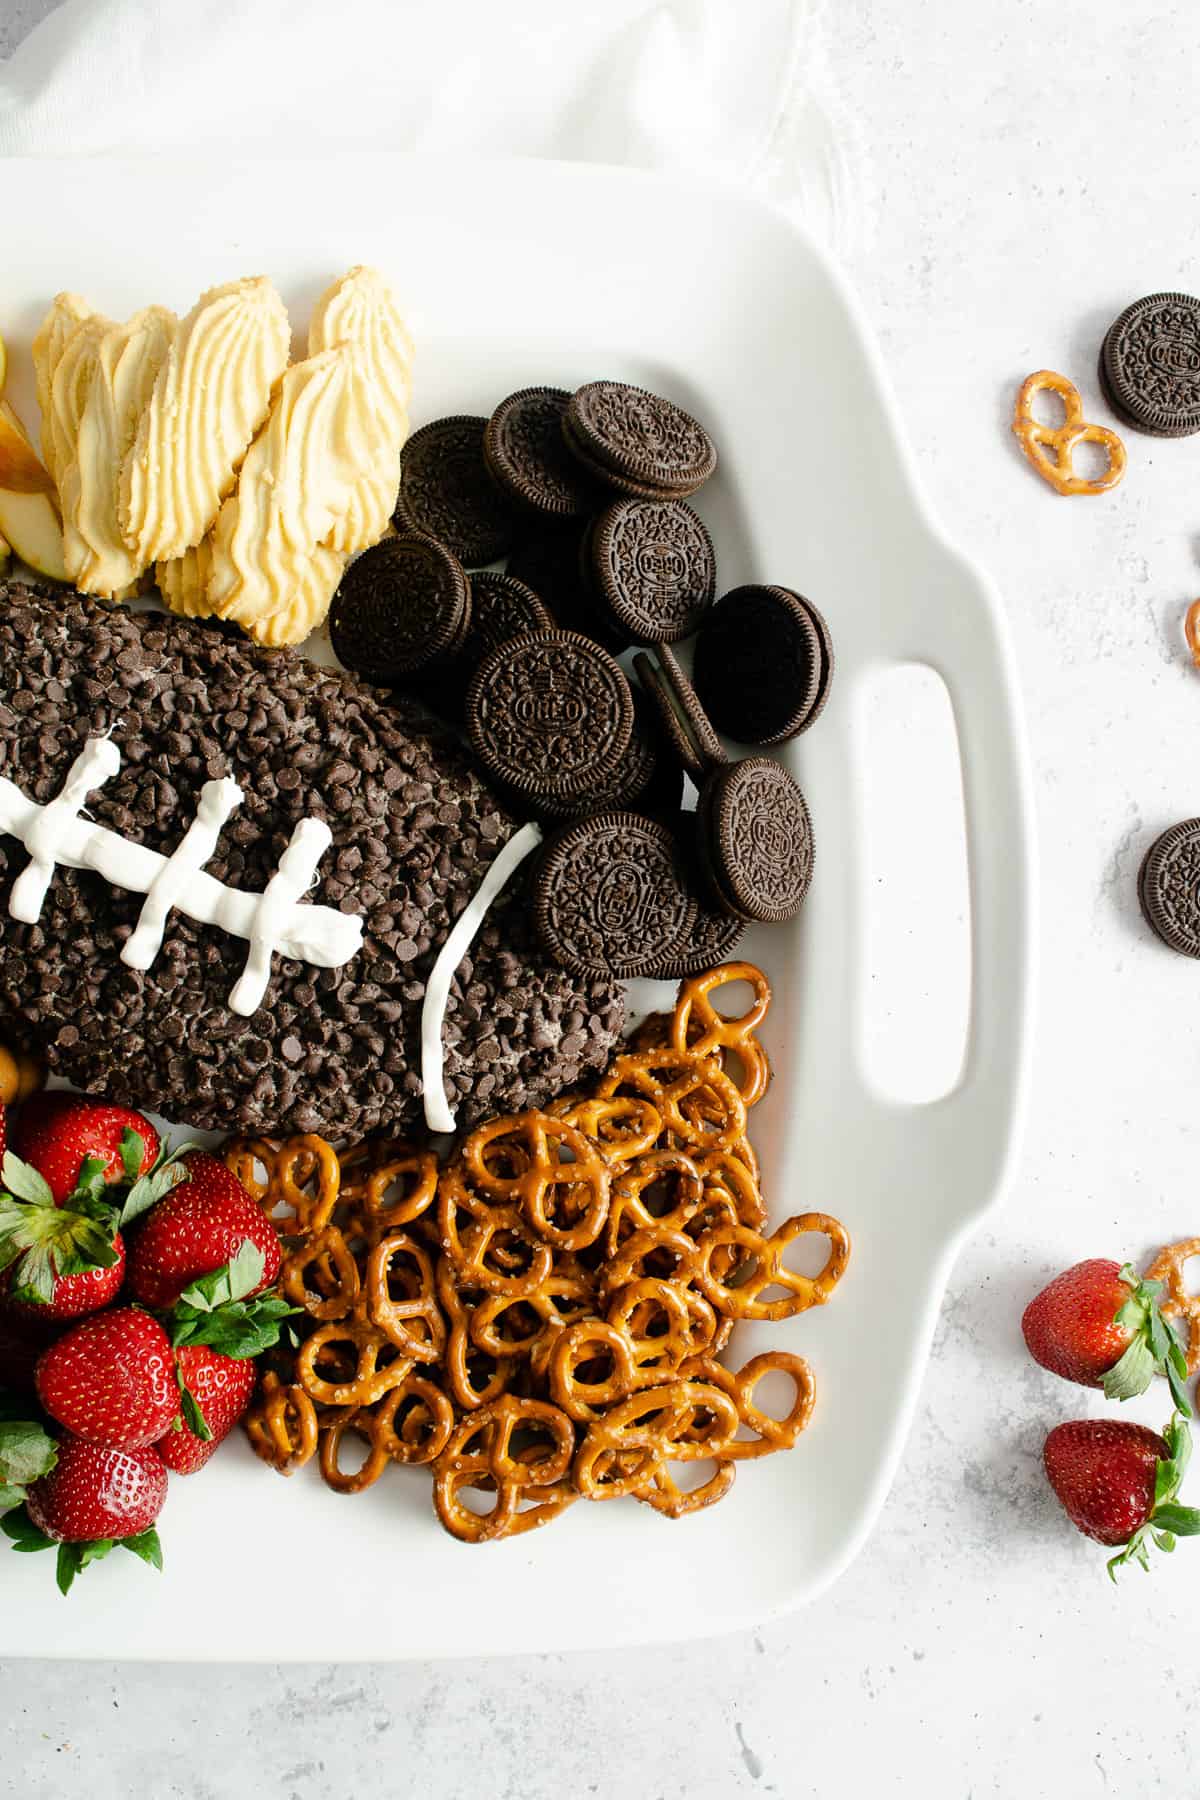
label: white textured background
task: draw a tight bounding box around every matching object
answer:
[5,2,1200,1795]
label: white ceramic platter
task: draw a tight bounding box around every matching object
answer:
[0,154,1034,1659]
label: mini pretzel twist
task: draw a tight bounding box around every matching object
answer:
[680,1351,816,1459]
[596,1049,747,1153]
[296,1316,415,1408]
[433,1394,577,1543]
[365,1231,445,1362]
[459,1112,611,1251]
[1144,1237,1200,1376]
[695,1214,851,1321]
[670,962,773,1108]
[224,1132,341,1239]
[243,1372,319,1475]
[280,1224,362,1321]
[1012,370,1126,497]
[572,1379,741,1502]
[339,1138,438,1238]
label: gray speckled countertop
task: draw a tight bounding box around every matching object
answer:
[5,2,1200,1794]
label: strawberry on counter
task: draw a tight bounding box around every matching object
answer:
[1022,1258,1191,1414]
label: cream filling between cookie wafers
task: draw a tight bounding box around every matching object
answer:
[420,821,545,1135]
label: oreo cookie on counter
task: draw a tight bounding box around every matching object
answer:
[1139,819,1200,956]
[692,584,834,746]
[394,415,524,566]
[1100,293,1200,438]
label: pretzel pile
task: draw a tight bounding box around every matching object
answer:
[232,962,850,1542]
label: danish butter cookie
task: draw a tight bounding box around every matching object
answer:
[31,292,94,481]
[120,275,291,564]
[62,306,177,599]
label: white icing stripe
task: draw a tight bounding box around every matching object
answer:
[122,776,243,972]
[420,822,545,1136]
[229,817,335,1018]
[10,736,119,922]
[0,737,363,1017]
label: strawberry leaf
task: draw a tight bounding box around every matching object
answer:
[119,1129,147,1183]
[1148,1502,1200,1536]
[121,1527,162,1571]
[56,1538,114,1596]
[1,1152,53,1208]
[170,1293,296,1358]
[1102,1265,1194,1416]
[0,1195,120,1303]
[1103,1334,1155,1403]
[0,1419,58,1489]
[177,1241,266,1314]
[0,1483,26,1513]
[118,1156,189,1229]
[2,1505,54,1551]
[177,1379,212,1444]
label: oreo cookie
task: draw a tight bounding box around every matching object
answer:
[634,647,726,784]
[485,387,601,521]
[466,628,634,806]
[393,416,523,566]
[589,498,716,644]
[692,585,828,746]
[416,571,555,721]
[565,381,717,498]
[1100,294,1200,438]
[533,811,698,979]
[536,692,666,822]
[697,757,814,924]
[1139,819,1200,955]
[328,533,470,684]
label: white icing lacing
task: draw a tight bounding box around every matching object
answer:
[0,736,363,1018]
[420,822,544,1136]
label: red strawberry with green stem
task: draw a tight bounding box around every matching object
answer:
[3,1433,165,1595]
[0,1096,191,1314]
[11,1094,160,1203]
[1022,1258,1191,1413]
[156,1346,256,1474]
[35,1306,181,1450]
[126,1150,282,1311]
[1044,1412,1200,1579]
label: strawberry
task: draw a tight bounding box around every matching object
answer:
[35,1307,180,1450]
[1044,1412,1200,1578]
[11,1093,158,1205]
[1,1233,126,1325]
[1022,1258,1191,1413]
[156,1346,256,1474]
[4,1434,166,1594]
[0,1103,190,1311]
[126,1150,281,1311]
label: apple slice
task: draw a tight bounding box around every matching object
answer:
[0,400,66,582]
[0,409,55,494]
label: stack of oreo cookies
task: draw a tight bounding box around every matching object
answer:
[327,378,832,985]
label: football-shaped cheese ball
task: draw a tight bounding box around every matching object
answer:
[0,585,623,1135]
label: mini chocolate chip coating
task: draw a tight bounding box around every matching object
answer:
[484,387,601,520]
[1101,294,1200,438]
[329,533,470,683]
[0,584,624,1137]
[394,415,523,565]
[466,628,634,803]
[533,811,698,979]
[1138,819,1200,956]
[591,498,716,644]
[566,381,717,496]
[692,585,822,746]
[703,757,814,924]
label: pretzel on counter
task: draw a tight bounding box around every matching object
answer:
[232,961,851,1542]
[1144,1237,1200,1376]
[1012,370,1126,497]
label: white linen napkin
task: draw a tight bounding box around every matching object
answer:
[0,0,868,252]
